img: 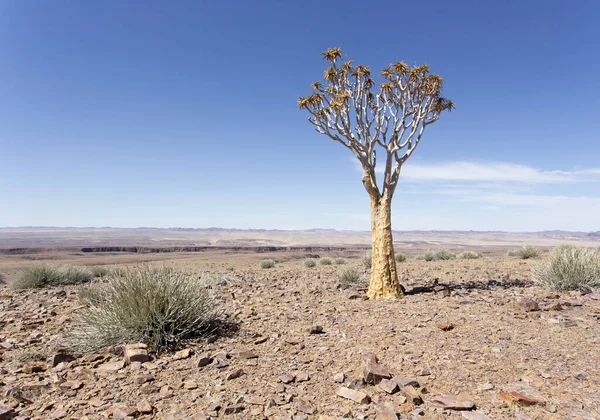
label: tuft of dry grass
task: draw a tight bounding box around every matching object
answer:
[339,267,368,286]
[533,245,600,292]
[508,245,541,259]
[64,267,218,352]
[395,253,407,263]
[319,258,332,266]
[304,259,317,268]
[12,264,93,289]
[362,251,372,269]
[458,251,481,259]
[260,259,275,269]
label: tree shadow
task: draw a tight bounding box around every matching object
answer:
[405,278,533,295]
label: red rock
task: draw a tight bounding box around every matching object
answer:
[279,374,295,384]
[223,404,244,414]
[173,348,192,360]
[136,401,153,414]
[401,386,423,404]
[336,386,371,404]
[517,297,539,312]
[238,350,258,359]
[437,322,455,331]
[296,371,310,382]
[363,362,392,384]
[197,355,213,367]
[430,394,475,410]
[112,406,138,419]
[392,377,420,388]
[183,380,198,389]
[124,344,149,364]
[375,402,398,420]
[498,391,540,406]
[226,369,244,380]
[295,398,315,414]
[377,378,399,394]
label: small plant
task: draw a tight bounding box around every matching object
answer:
[260,259,275,269]
[395,253,407,263]
[414,254,425,260]
[200,273,239,288]
[533,245,600,292]
[508,245,541,259]
[0,271,5,284]
[65,267,218,351]
[226,266,235,272]
[335,258,346,265]
[424,250,437,261]
[339,267,368,286]
[434,249,456,260]
[90,266,110,277]
[304,259,317,268]
[12,264,94,289]
[458,251,480,259]
[319,258,333,265]
[362,251,372,269]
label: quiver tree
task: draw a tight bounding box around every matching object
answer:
[299,48,453,299]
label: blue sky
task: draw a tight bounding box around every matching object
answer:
[1,0,599,231]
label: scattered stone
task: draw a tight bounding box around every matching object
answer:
[51,353,75,367]
[197,355,214,367]
[401,386,423,405]
[247,396,266,405]
[377,378,399,394]
[213,351,228,360]
[112,406,138,419]
[336,387,371,404]
[363,362,392,384]
[462,412,491,420]
[333,373,345,383]
[392,378,420,388]
[296,371,310,382]
[23,365,46,373]
[204,403,221,417]
[347,378,366,389]
[309,325,324,334]
[275,383,286,393]
[517,297,539,312]
[238,350,258,359]
[437,322,455,331]
[183,380,198,389]
[482,383,494,391]
[223,404,244,415]
[136,401,153,414]
[0,405,16,420]
[173,348,192,360]
[124,344,149,364]
[295,398,315,414]
[430,394,476,410]
[279,374,295,384]
[98,361,124,373]
[549,303,563,311]
[226,369,244,380]
[498,391,540,406]
[375,402,397,420]
[134,374,154,384]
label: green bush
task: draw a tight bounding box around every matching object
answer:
[260,259,275,269]
[12,264,94,289]
[362,251,372,269]
[319,258,332,265]
[423,249,456,261]
[458,251,480,259]
[66,267,218,351]
[335,258,346,265]
[395,253,407,263]
[424,250,437,261]
[508,245,541,259]
[339,268,368,286]
[533,245,600,292]
[304,259,317,268]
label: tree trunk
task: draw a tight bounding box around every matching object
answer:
[366,195,403,299]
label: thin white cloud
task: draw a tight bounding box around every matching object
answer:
[366,160,600,184]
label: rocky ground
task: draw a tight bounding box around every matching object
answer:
[1,255,599,419]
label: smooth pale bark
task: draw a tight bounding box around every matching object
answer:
[366,195,403,299]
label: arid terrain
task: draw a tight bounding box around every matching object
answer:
[1,229,599,419]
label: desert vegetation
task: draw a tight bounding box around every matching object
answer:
[334,258,346,265]
[533,245,600,292]
[423,249,456,261]
[338,267,367,286]
[303,259,317,268]
[395,253,407,263]
[458,251,481,259]
[12,264,94,289]
[319,257,332,265]
[65,267,218,352]
[508,245,541,259]
[259,259,275,269]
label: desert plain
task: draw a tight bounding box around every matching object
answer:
[0,227,599,420]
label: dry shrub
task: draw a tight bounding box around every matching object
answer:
[304,259,317,268]
[64,267,218,352]
[319,258,333,266]
[508,245,541,259]
[335,258,346,265]
[395,253,407,263]
[339,267,368,286]
[458,251,480,259]
[12,264,93,289]
[260,259,275,269]
[362,251,372,269]
[533,245,600,292]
